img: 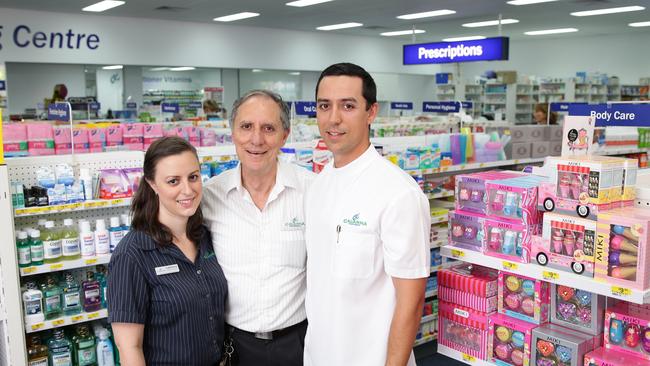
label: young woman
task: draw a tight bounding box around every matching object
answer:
[108,136,227,365]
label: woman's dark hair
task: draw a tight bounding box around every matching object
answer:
[130,136,203,246]
[316,62,377,111]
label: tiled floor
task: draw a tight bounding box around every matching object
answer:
[414,341,465,366]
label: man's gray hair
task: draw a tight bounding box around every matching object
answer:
[230,89,291,131]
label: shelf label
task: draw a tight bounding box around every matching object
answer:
[87,312,100,319]
[49,264,63,271]
[202,156,214,163]
[51,319,65,326]
[30,323,44,331]
[502,261,519,271]
[462,353,476,362]
[611,286,632,297]
[542,271,559,281]
[450,249,465,258]
[71,315,84,322]
[111,199,124,205]
[84,258,98,265]
[22,267,36,274]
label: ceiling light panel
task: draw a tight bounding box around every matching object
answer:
[442,36,486,42]
[102,65,123,70]
[380,29,426,36]
[316,22,363,31]
[462,19,519,28]
[397,10,456,20]
[524,28,578,35]
[169,67,195,71]
[286,0,333,7]
[571,6,645,17]
[82,0,125,12]
[629,21,650,27]
[507,0,558,5]
[213,12,260,22]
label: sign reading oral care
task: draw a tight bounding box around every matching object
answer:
[422,101,465,113]
[391,102,413,110]
[403,37,509,65]
[47,103,71,121]
[568,103,650,127]
[161,103,180,114]
[294,101,317,116]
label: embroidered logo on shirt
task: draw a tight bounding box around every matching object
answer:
[284,217,305,229]
[203,251,216,259]
[343,213,367,227]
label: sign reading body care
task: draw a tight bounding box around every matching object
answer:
[404,37,509,65]
[568,103,650,127]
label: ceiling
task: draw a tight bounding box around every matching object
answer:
[2,0,650,41]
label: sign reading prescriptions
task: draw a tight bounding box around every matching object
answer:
[403,37,509,65]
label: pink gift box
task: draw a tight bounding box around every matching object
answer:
[2,123,28,157]
[439,286,497,313]
[498,271,550,325]
[439,300,492,361]
[54,126,72,155]
[488,314,536,366]
[603,303,650,360]
[484,218,532,263]
[486,175,545,227]
[105,124,123,148]
[88,127,106,153]
[26,123,55,156]
[438,263,498,298]
[144,123,163,150]
[183,126,200,147]
[123,123,144,151]
[72,128,89,154]
[200,127,217,147]
[455,171,525,214]
[584,346,648,366]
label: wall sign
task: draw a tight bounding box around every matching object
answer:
[294,101,316,116]
[126,102,137,109]
[390,102,413,110]
[47,102,71,121]
[550,102,587,112]
[187,101,203,109]
[161,103,179,114]
[88,102,100,111]
[0,80,5,91]
[403,37,509,65]
[422,101,472,113]
[1,24,100,51]
[568,103,650,127]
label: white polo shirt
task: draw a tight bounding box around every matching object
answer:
[304,145,431,366]
[202,161,315,332]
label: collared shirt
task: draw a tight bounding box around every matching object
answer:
[108,227,227,366]
[203,161,315,333]
[303,145,431,366]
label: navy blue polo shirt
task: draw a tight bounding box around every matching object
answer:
[108,226,227,366]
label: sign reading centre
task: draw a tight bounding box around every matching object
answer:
[403,37,509,65]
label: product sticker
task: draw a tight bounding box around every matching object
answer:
[28,357,48,366]
[45,295,61,311]
[62,238,80,256]
[85,289,101,301]
[78,345,97,365]
[51,352,72,366]
[64,293,80,308]
[43,240,62,259]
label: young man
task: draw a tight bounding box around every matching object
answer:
[303,63,431,366]
[203,90,314,366]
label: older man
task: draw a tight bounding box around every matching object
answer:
[203,90,314,366]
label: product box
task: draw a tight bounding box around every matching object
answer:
[584,346,648,366]
[531,141,550,158]
[531,212,597,277]
[105,124,123,148]
[455,171,524,214]
[438,263,499,298]
[439,286,497,313]
[448,211,486,252]
[508,126,530,143]
[532,324,599,366]
[549,125,564,141]
[123,123,144,151]
[506,142,532,159]
[72,128,89,154]
[183,126,201,147]
[439,301,492,360]
[485,218,532,263]
[88,127,106,153]
[603,304,650,360]
[550,285,605,336]
[2,123,28,157]
[26,123,55,156]
[549,140,563,156]
[144,123,164,150]
[53,127,72,155]
[529,126,547,141]
[98,169,132,199]
[489,313,536,366]
[486,175,545,227]
[200,127,217,147]
[595,208,650,290]
[621,158,639,207]
[498,272,550,324]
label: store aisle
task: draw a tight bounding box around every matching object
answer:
[414,342,464,366]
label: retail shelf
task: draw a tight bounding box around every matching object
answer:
[430,263,453,273]
[438,344,494,366]
[407,158,545,177]
[430,239,446,249]
[25,309,108,334]
[421,314,438,324]
[440,245,650,304]
[14,198,131,218]
[598,147,649,155]
[431,215,448,224]
[426,191,454,200]
[20,254,111,277]
[414,333,438,347]
[425,289,438,298]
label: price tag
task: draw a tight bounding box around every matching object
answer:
[95,201,109,207]
[85,258,98,265]
[51,319,65,326]
[71,315,84,322]
[15,208,28,215]
[459,165,466,170]
[31,323,44,331]
[50,264,63,271]
[111,199,124,205]
[441,167,448,172]
[22,267,36,274]
[462,353,476,362]
[502,261,519,271]
[611,286,632,297]
[202,156,214,163]
[514,159,520,164]
[542,271,559,281]
[479,163,485,168]
[84,201,98,208]
[450,249,465,258]
[87,312,100,319]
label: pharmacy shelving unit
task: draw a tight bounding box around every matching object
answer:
[512,83,536,124]
[621,84,650,101]
[482,83,508,119]
[588,83,608,103]
[538,80,567,104]
[607,83,622,101]
[0,150,144,366]
[463,84,484,120]
[435,84,457,102]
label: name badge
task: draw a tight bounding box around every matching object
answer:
[155,264,180,276]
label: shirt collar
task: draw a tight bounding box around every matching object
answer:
[225,160,298,195]
[330,144,378,175]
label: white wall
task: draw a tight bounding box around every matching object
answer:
[142,69,221,91]
[5,63,85,113]
[96,69,123,112]
[240,70,302,101]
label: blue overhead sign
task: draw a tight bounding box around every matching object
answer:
[294,101,317,116]
[126,102,137,109]
[391,102,413,110]
[569,103,650,127]
[161,103,180,113]
[47,103,71,121]
[89,102,100,111]
[0,80,5,91]
[187,102,203,109]
[422,101,473,113]
[461,101,473,109]
[403,37,509,65]
[550,102,587,112]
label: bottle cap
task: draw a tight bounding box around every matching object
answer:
[120,214,131,226]
[64,219,74,226]
[110,217,121,228]
[80,221,92,233]
[45,221,55,229]
[96,219,106,231]
[99,328,110,340]
[30,229,41,238]
[17,231,28,240]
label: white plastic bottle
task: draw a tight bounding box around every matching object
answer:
[80,168,94,201]
[96,328,115,366]
[95,219,110,255]
[80,221,96,257]
[108,217,124,252]
[23,281,45,326]
[120,214,131,233]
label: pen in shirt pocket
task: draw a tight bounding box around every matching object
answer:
[336,224,341,244]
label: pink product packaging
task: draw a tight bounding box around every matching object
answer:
[439,286,497,313]
[439,300,492,360]
[54,127,72,155]
[438,263,499,298]
[122,167,144,192]
[488,313,536,366]
[72,128,89,154]
[551,285,605,336]
[584,346,648,366]
[200,127,217,147]
[484,218,531,263]
[26,123,55,156]
[455,171,524,214]
[532,323,599,366]
[123,123,144,151]
[499,271,550,325]
[183,126,200,147]
[164,126,186,139]
[449,210,486,252]
[88,128,106,153]
[144,123,163,150]
[99,169,132,199]
[2,123,28,157]
[603,304,650,361]
[486,177,544,227]
[105,124,123,148]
